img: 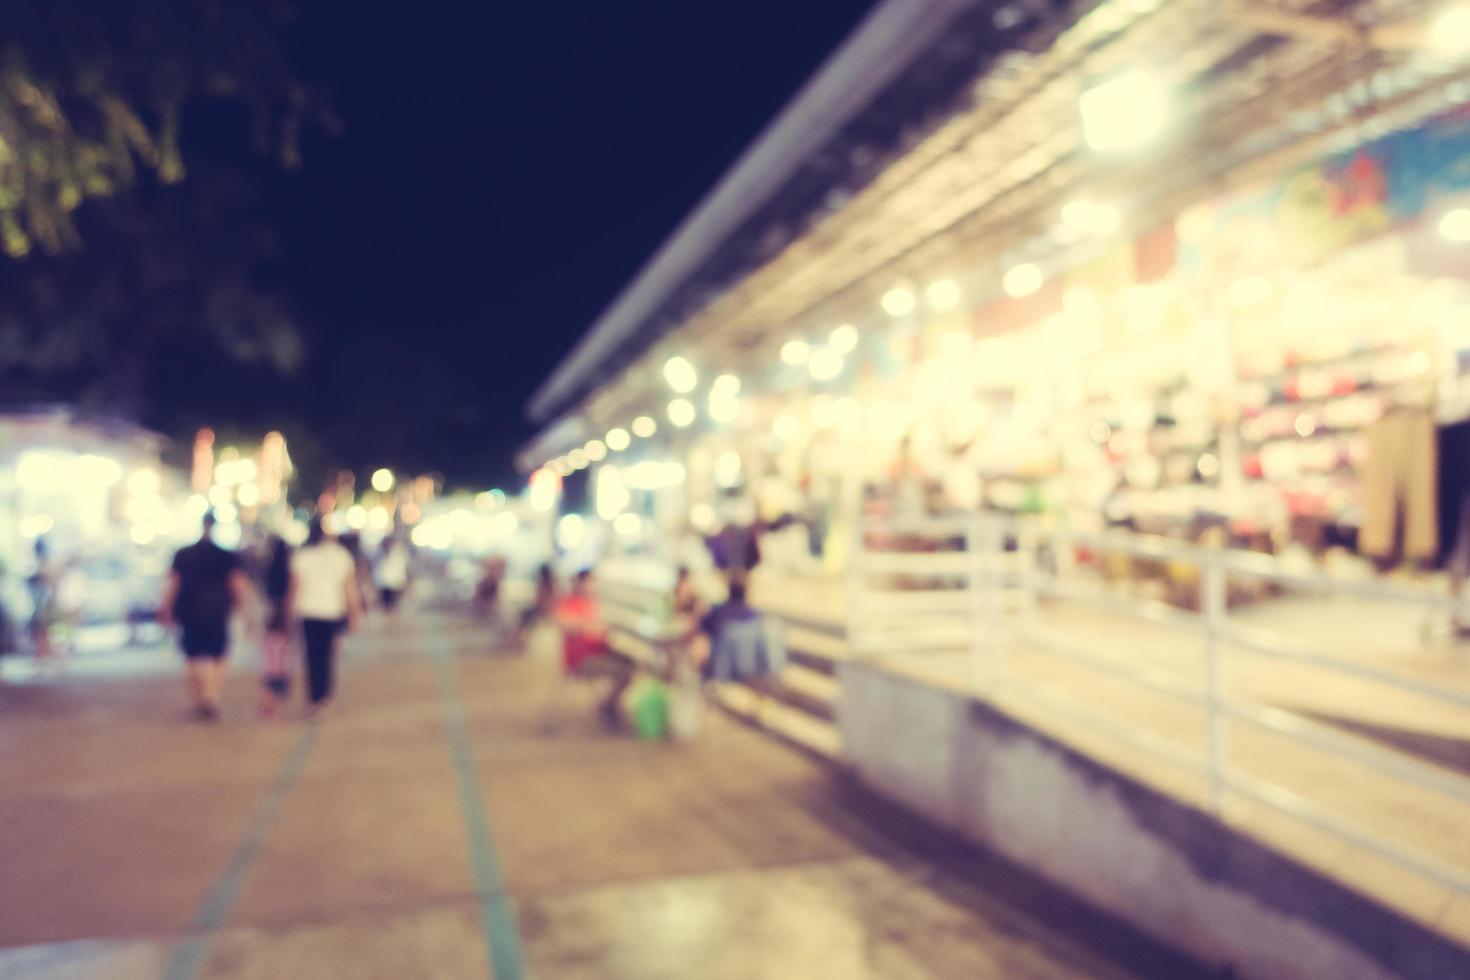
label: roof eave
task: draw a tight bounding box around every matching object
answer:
[526,0,984,424]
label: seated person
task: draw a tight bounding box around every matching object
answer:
[671,565,703,621]
[555,569,634,726]
[662,565,708,676]
[698,578,785,688]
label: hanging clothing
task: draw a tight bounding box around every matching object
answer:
[1360,409,1438,561]
[705,525,761,574]
[1447,493,1470,586]
[1436,419,1470,565]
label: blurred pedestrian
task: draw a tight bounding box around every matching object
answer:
[25,538,58,671]
[671,565,702,621]
[664,565,705,676]
[890,434,927,516]
[159,514,256,722]
[0,558,16,673]
[288,519,362,716]
[555,569,632,727]
[54,556,87,660]
[374,535,410,618]
[515,563,557,650]
[258,536,294,718]
[340,532,375,615]
[474,556,507,626]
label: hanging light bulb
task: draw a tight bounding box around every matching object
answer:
[1003,263,1044,298]
[781,339,811,365]
[881,287,916,317]
[663,356,698,393]
[828,324,859,353]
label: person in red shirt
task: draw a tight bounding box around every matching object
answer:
[555,569,633,727]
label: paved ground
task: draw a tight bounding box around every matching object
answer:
[0,612,1205,980]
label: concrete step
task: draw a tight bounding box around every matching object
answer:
[712,682,842,762]
[757,603,846,639]
[773,663,838,721]
[782,624,846,676]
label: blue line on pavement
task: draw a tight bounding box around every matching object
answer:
[433,642,525,980]
[162,723,321,980]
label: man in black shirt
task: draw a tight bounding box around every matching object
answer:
[159,514,255,721]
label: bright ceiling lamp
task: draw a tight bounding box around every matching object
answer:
[713,450,743,488]
[1003,263,1044,298]
[532,467,558,514]
[585,439,607,462]
[690,502,716,531]
[708,397,739,424]
[595,466,628,519]
[75,454,124,486]
[1080,71,1170,153]
[605,427,631,452]
[881,286,916,317]
[780,339,811,365]
[1061,198,1122,237]
[626,460,685,490]
[708,386,740,424]
[663,355,698,393]
[632,415,657,438]
[1430,4,1470,53]
[667,398,696,428]
[925,278,962,312]
[809,348,844,381]
[828,323,859,353]
[712,373,741,394]
[1439,208,1470,242]
[557,513,586,550]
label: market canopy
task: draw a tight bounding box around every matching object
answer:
[527,0,1470,440]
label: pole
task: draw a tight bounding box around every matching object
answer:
[966,516,982,694]
[845,518,863,658]
[1203,553,1229,813]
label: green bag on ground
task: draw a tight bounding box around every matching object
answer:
[628,678,669,740]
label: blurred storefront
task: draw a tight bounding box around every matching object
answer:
[0,407,191,627]
[521,0,1470,601]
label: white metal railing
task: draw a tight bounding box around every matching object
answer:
[849,512,1470,897]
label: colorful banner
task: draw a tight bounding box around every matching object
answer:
[1205,103,1470,272]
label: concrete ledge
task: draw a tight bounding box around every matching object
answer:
[838,658,1470,980]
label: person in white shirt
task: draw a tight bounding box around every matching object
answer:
[374,536,410,616]
[287,519,362,712]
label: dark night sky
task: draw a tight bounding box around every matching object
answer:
[191,0,879,489]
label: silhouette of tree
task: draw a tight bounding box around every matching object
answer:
[0,0,334,256]
[0,162,304,419]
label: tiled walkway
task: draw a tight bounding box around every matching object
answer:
[0,613,1203,979]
